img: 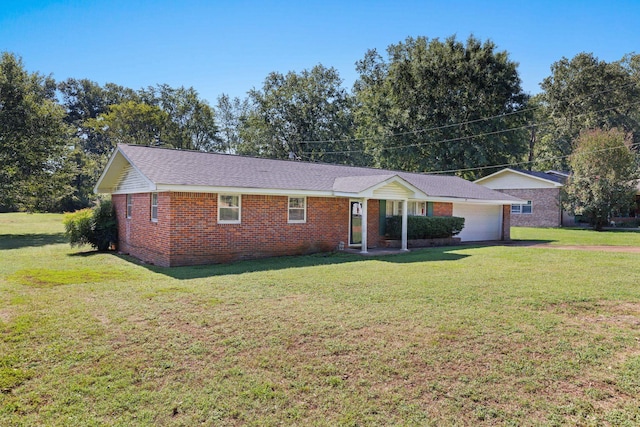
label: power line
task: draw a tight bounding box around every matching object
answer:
[300,99,640,156]
[295,81,640,146]
[427,142,640,175]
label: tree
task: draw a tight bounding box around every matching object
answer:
[216,93,250,153]
[239,64,361,164]
[538,53,640,170]
[0,52,73,211]
[354,35,530,178]
[87,100,169,147]
[140,84,221,151]
[563,128,639,230]
[58,78,138,156]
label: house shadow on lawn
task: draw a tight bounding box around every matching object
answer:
[0,233,67,250]
[133,246,471,280]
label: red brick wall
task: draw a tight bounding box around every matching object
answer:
[497,188,562,227]
[115,192,361,266]
[502,205,511,240]
[113,193,171,266]
[433,202,453,216]
[366,199,381,248]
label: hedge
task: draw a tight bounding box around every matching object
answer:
[385,215,465,239]
[63,199,117,251]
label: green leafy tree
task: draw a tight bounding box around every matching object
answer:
[140,84,221,151]
[58,78,138,156]
[563,128,639,230]
[239,64,361,164]
[216,93,250,153]
[0,52,73,211]
[538,53,640,170]
[354,35,530,178]
[88,100,169,147]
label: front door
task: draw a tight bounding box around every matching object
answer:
[350,201,362,246]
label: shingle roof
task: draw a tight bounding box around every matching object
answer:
[511,169,567,184]
[103,144,521,202]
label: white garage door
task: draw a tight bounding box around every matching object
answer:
[452,203,503,242]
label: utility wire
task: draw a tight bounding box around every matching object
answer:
[295,81,640,146]
[428,142,640,175]
[300,99,640,156]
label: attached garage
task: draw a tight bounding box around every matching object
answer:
[453,203,503,241]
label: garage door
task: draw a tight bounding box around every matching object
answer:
[452,203,503,242]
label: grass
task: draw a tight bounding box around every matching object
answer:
[512,225,640,246]
[2,215,640,425]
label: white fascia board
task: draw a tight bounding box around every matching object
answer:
[475,168,563,188]
[94,146,156,194]
[367,175,428,199]
[156,184,335,197]
[93,148,121,194]
[473,168,516,183]
[450,197,526,205]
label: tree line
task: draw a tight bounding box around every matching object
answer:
[1,35,639,218]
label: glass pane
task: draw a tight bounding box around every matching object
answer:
[289,198,304,209]
[522,205,532,214]
[220,195,238,208]
[511,205,521,214]
[289,209,304,221]
[151,206,158,219]
[220,207,239,221]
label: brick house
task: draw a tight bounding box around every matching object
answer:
[94,145,521,266]
[474,168,574,227]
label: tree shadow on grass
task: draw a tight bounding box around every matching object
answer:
[0,233,67,250]
[134,246,471,280]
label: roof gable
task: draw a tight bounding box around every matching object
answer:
[474,168,564,189]
[94,148,155,194]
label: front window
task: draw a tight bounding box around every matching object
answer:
[386,200,403,217]
[511,201,532,214]
[126,194,132,218]
[288,197,306,223]
[218,194,241,223]
[151,193,158,221]
[408,201,426,216]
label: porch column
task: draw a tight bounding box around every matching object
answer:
[360,198,368,254]
[401,198,409,251]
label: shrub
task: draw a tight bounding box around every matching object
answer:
[62,209,93,247]
[385,216,465,239]
[63,200,117,251]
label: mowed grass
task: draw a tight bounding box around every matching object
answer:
[2,215,640,426]
[512,225,640,246]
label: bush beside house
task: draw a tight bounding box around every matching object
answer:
[385,216,465,239]
[63,200,117,251]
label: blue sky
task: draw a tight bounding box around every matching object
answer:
[1,0,639,104]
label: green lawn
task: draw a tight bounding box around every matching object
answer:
[512,226,640,246]
[2,215,640,426]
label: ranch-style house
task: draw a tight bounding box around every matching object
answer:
[94,144,522,266]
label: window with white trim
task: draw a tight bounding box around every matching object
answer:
[150,193,158,222]
[408,201,427,216]
[288,197,306,223]
[126,194,132,218]
[386,200,403,217]
[511,201,532,214]
[218,194,241,223]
